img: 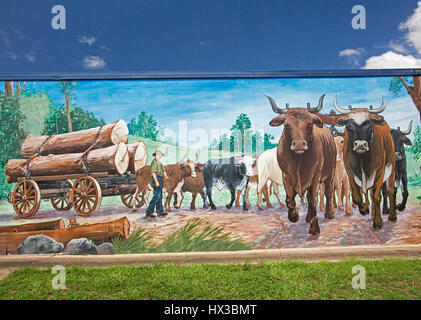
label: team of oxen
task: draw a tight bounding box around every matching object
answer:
[131,94,413,235]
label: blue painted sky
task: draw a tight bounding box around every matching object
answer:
[6,77,418,148]
[1,0,421,73]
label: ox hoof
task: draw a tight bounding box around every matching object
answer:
[388,214,397,222]
[359,207,369,216]
[266,203,273,208]
[396,203,405,212]
[382,207,389,215]
[257,205,264,211]
[305,212,312,223]
[372,221,383,231]
[210,205,217,210]
[324,211,335,219]
[226,204,232,209]
[288,209,299,223]
[243,206,249,211]
[352,203,357,208]
[309,218,320,235]
[345,208,353,216]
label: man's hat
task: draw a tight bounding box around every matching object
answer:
[152,150,165,157]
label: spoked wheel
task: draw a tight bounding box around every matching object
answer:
[121,192,143,208]
[51,180,73,211]
[12,180,41,218]
[71,176,102,216]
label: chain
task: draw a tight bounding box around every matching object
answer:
[81,125,103,175]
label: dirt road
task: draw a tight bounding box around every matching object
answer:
[1,200,420,249]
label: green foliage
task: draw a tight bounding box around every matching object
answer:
[18,91,53,135]
[59,81,78,99]
[410,125,421,160]
[113,220,251,254]
[264,132,278,150]
[0,95,26,200]
[127,111,163,141]
[389,76,413,95]
[42,104,105,135]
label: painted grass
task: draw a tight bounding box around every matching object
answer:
[112,220,252,254]
[0,258,420,300]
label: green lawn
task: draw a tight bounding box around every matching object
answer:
[1,258,420,300]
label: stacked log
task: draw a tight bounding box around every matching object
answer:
[126,141,147,173]
[5,143,130,183]
[21,120,129,158]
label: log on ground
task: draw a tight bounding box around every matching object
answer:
[21,120,129,158]
[6,143,129,183]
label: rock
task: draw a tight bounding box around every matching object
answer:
[98,242,115,255]
[17,235,64,254]
[63,238,99,255]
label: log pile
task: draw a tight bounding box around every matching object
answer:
[5,120,147,182]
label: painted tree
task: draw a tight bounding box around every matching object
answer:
[127,111,162,141]
[4,81,27,98]
[230,113,252,153]
[60,81,78,132]
[389,76,421,122]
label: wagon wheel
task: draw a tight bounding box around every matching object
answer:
[71,176,102,216]
[51,180,74,211]
[121,192,143,208]
[12,180,41,218]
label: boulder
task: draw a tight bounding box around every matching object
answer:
[63,238,99,255]
[17,235,64,254]
[98,242,115,255]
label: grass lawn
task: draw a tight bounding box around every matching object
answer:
[0,258,420,300]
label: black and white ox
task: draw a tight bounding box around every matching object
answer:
[382,120,413,213]
[203,155,256,211]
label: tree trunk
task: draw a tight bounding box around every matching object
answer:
[400,76,421,122]
[126,141,147,173]
[15,81,27,98]
[62,81,73,132]
[4,81,13,97]
[21,120,129,158]
[6,143,129,183]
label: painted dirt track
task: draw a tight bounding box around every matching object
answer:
[1,200,420,249]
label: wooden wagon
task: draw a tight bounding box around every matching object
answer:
[5,121,147,218]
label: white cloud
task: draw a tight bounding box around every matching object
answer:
[78,35,96,46]
[82,55,106,70]
[363,51,421,69]
[388,41,408,54]
[24,53,35,63]
[399,1,421,54]
[338,48,364,65]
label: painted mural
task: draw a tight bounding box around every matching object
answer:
[0,76,420,255]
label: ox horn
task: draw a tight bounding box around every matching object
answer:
[265,95,288,114]
[400,120,413,135]
[369,96,386,114]
[307,94,325,113]
[333,95,351,114]
[195,153,199,162]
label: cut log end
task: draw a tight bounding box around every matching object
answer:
[114,142,130,175]
[111,120,129,145]
[134,141,147,172]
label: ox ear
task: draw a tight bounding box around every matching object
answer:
[311,114,323,128]
[369,113,385,125]
[403,136,412,146]
[269,115,286,127]
[335,116,349,127]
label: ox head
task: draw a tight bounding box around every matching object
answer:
[234,155,257,177]
[391,120,412,161]
[333,96,386,155]
[179,154,200,178]
[267,94,325,155]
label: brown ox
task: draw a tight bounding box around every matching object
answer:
[267,94,337,235]
[234,175,273,208]
[162,160,199,212]
[132,165,152,209]
[320,134,352,215]
[333,96,396,229]
[173,163,208,210]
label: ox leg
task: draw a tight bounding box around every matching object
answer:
[226,186,235,209]
[175,191,184,209]
[235,190,241,208]
[284,182,299,223]
[201,190,208,208]
[337,183,344,211]
[386,170,397,222]
[381,183,388,215]
[306,186,320,235]
[143,189,151,208]
[397,173,408,212]
[319,183,325,212]
[372,176,387,230]
[323,176,335,220]
[343,175,352,215]
[173,193,178,208]
[350,179,369,216]
[205,183,216,210]
[242,185,249,211]
[164,188,173,212]
[272,182,285,207]
[263,185,273,207]
[257,191,265,210]
[190,192,197,210]
[131,186,140,211]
